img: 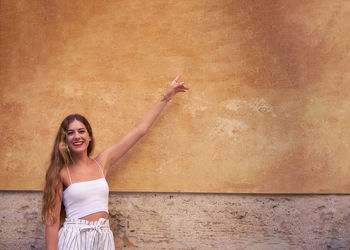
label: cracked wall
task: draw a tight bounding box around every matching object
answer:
[0,192,349,249]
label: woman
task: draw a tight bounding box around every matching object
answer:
[42,75,189,250]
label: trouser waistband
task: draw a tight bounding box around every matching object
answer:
[63,217,110,232]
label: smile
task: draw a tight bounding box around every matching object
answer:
[72,141,84,146]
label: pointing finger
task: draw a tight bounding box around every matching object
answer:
[174,74,181,82]
[171,74,182,85]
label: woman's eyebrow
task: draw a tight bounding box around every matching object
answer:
[67,128,85,131]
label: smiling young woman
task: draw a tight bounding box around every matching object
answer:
[66,120,91,153]
[41,75,189,250]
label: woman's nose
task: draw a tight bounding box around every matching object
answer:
[73,131,81,138]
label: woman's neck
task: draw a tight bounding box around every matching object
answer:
[70,152,90,166]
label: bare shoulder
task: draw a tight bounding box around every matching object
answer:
[93,153,108,176]
[59,166,70,189]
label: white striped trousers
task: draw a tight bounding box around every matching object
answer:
[58,217,115,250]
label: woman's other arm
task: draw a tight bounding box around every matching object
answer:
[45,181,62,250]
[97,75,189,174]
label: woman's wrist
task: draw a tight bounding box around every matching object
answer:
[160,87,174,102]
[161,92,172,102]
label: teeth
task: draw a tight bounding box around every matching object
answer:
[73,142,83,145]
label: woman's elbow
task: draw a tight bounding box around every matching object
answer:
[136,125,148,137]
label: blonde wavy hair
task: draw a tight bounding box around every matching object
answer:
[41,114,95,225]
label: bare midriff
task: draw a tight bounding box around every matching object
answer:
[79,211,109,222]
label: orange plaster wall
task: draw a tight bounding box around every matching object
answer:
[1,0,350,193]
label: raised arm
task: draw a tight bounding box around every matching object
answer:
[96,75,189,175]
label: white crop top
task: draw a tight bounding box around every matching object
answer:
[62,159,109,219]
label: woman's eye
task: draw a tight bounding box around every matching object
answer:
[67,132,73,135]
[79,130,85,134]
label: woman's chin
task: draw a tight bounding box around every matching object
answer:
[69,146,88,154]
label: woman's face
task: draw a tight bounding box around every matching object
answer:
[66,120,91,154]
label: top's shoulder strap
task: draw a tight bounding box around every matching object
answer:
[66,165,72,185]
[93,159,105,178]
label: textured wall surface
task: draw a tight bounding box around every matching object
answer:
[1,0,350,193]
[0,191,349,249]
